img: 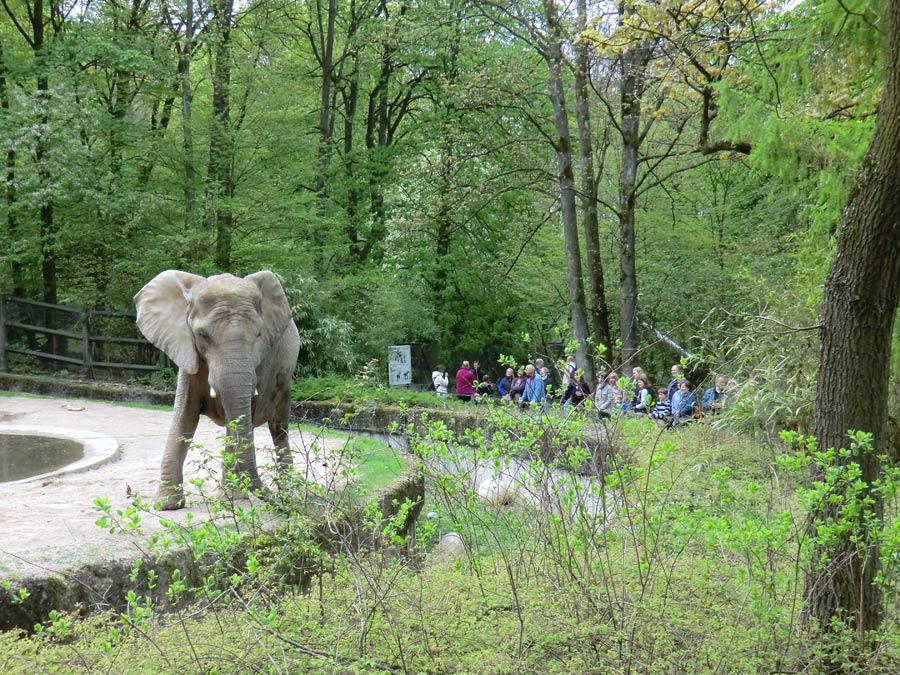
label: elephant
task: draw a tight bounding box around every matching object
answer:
[134,270,300,510]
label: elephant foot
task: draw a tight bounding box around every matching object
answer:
[155,488,185,511]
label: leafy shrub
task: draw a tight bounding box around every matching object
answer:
[7,410,900,674]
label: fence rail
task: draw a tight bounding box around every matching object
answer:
[0,295,166,379]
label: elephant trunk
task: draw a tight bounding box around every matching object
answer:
[214,352,260,492]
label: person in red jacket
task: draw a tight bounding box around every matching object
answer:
[455,360,476,403]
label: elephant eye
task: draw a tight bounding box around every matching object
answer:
[196,328,210,342]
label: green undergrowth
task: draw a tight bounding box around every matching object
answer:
[292,374,469,409]
[294,422,406,493]
[4,410,900,674]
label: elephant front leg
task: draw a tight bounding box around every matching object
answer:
[157,378,201,510]
[158,421,199,510]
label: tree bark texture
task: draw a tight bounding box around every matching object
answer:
[617,41,652,369]
[543,0,592,378]
[206,0,235,270]
[805,0,900,642]
[311,0,337,273]
[574,0,612,365]
[178,1,197,261]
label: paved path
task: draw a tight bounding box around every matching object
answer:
[0,395,344,579]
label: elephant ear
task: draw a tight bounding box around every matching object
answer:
[134,270,206,374]
[245,271,293,347]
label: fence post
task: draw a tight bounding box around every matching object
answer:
[0,295,6,372]
[82,308,93,379]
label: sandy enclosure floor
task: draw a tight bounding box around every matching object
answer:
[0,395,351,579]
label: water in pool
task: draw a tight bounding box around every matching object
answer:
[0,434,85,482]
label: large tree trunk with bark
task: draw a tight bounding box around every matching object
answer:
[543,0,592,381]
[804,0,900,647]
[617,40,652,369]
[206,0,235,270]
[574,0,612,362]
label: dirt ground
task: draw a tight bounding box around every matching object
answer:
[0,394,347,580]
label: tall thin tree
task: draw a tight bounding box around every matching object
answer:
[573,0,612,361]
[205,0,236,270]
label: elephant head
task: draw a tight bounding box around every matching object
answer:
[134,270,297,507]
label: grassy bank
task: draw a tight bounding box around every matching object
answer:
[3,408,900,674]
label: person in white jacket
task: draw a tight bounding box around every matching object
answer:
[432,365,449,396]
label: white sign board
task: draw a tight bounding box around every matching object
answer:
[388,345,412,386]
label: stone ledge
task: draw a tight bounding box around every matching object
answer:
[0,373,174,406]
[0,464,424,633]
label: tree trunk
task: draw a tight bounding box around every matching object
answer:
[617,40,652,369]
[315,0,337,194]
[574,0,612,363]
[343,47,362,259]
[138,84,178,185]
[430,6,460,342]
[179,0,197,263]
[312,0,338,273]
[205,0,235,271]
[364,17,395,267]
[0,38,24,298]
[804,0,900,648]
[543,0,592,381]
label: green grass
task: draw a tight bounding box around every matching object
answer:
[351,435,407,491]
[4,416,900,674]
[0,390,48,398]
[294,422,406,493]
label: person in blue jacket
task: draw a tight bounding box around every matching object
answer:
[497,367,514,401]
[702,375,728,413]
[670,380,698,427]
[520,363,545,408]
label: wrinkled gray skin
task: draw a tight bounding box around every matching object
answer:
[135,270,300,510]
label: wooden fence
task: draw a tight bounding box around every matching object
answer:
[0,295,166,379]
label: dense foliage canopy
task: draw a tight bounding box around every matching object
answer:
[1,0,888,381]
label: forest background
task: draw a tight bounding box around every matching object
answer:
[1,0,888,389]
[4,0,900,670]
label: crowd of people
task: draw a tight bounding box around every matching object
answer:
[432,359,730,427]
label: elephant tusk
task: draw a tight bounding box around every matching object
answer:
[254,388,259,396]
[209,386,217,399]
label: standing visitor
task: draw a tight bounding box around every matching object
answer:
[432,365,449,396]
[472,361,486,384]
[455,361,476,403]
